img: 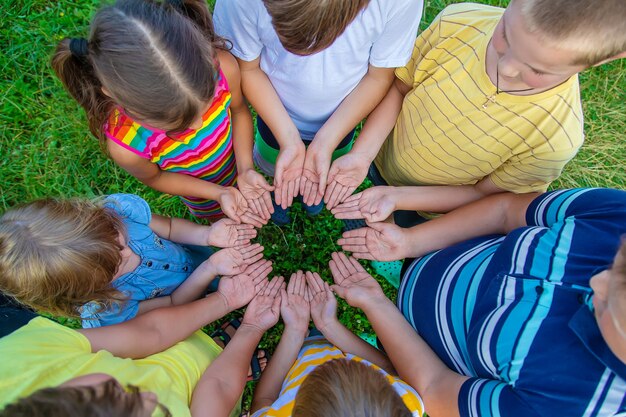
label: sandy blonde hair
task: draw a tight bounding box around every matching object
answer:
[519,0,626,65]
[0,198,125,317]
[262,0,370,55]
[292,359,411,417]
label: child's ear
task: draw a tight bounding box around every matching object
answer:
[593,50,626,67]
[101,87,112,97]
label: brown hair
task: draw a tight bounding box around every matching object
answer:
[0,198,126,317]
[0,379,171,417]
[292,359,412,417]
[262,0,371,55]
[519,0,626,65]
[51,0,229,145]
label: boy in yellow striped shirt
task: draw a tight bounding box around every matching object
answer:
[327,0,626,225]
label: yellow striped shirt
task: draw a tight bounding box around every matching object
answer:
[375,3,584,193]
[251,338,424,417]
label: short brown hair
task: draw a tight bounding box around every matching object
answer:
[0,198,125,317]
[262,0,370,55]
[519,0,626,65]
[292,359,412,417]
[0,379,170,417]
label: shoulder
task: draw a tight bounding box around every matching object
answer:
[104,193,152,225]
[217,49,240,86]
[435,3,503,36]
[214,0,264,27]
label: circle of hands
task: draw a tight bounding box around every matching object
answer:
[222,141,410,263]
[209,141,414,331]
[216,252,387,334]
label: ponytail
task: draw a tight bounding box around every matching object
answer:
[165,0,230,50]
[51,38,114,144]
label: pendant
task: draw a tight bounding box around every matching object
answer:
[482,94,497,109]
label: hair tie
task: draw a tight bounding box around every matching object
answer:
[69,38,89,59]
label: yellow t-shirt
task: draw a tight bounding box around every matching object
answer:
[0,317,238,417]
[375,3,584,193]
[251,338,425,417]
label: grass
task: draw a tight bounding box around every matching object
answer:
[1,0,625,411]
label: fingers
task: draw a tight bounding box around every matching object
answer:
[335,251,358,274]
[330,252,352,278]
[330,284,347,300]
[240,211,265,228]
[304,271,322,294]
[314,171,328,206]
[335,186,353,208]
[347,255,367,273]
[324,181,340,209]
[266,275,284,297]
[240,243,263,256]
[260,189,274,216]
[245,259,273,278]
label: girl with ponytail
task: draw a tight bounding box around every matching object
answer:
[52,0,273,226]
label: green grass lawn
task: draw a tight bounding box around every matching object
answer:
[1,0,625,411]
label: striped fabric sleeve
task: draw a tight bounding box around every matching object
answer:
[526,188,626,228]
[459,378,542,417]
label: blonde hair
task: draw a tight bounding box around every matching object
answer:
[0,198,125,317]
[262,0,370,55]
[292,359,411,417]
[519,0,626,65]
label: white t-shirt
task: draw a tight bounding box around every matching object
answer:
[214,0,424,139]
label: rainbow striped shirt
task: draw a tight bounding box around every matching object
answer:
[251,338,425,417]
[105,69,235,219]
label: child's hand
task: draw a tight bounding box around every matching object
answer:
[328,252,386,310]
[324,151,371,210]
[330,186,396,223]
[300,143,331,207]
[274,142,305,209]
[242,276,284,332]
[280,271,310,334]
[237,169,274,221]
[305,271,338,333]
[338,221,408,262]
[218,187,266,228]
[217,259,273,310]
[206,218,257,248]
[208,244,265,276]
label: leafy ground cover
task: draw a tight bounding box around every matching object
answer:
[1,0,625,410]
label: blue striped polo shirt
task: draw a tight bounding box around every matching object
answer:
[398,188,626,417]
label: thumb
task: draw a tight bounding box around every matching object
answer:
[330,284,348,300]
[260,179,275,192]
[365,220,389,233]
[280,288,288,309]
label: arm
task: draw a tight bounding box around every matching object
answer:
[219,51,274,220]
[329,252,466,417]
[238,57,305,209]
[79,291,230,359]
[191,277,284,417]
[301,66,395,206]
[149,215,256,248]
[339,191,538,261]
[81,259,272,357]
[107,141,251,224]
[306,269,394,373]
[251,272,309,412]
[324,78,411,208]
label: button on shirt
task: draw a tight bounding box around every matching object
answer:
[399,188,626,417]
[81,194,197,328]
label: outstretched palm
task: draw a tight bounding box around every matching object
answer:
[328,252,385,309]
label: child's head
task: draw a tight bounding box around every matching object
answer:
[262,0,370,55]
[590,240,626,365]
[489,0,626,91]
[292,359,412,417]
[51,0,227,142]
[0,198,125,317]
[0,374,166,417]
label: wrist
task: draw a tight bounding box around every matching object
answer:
[283,326,308,341]
[237,322,266,338]
[317,317,342,337]
[350,140,378,163]
[360,294,392,315]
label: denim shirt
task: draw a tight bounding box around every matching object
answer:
[81,194,207,328]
